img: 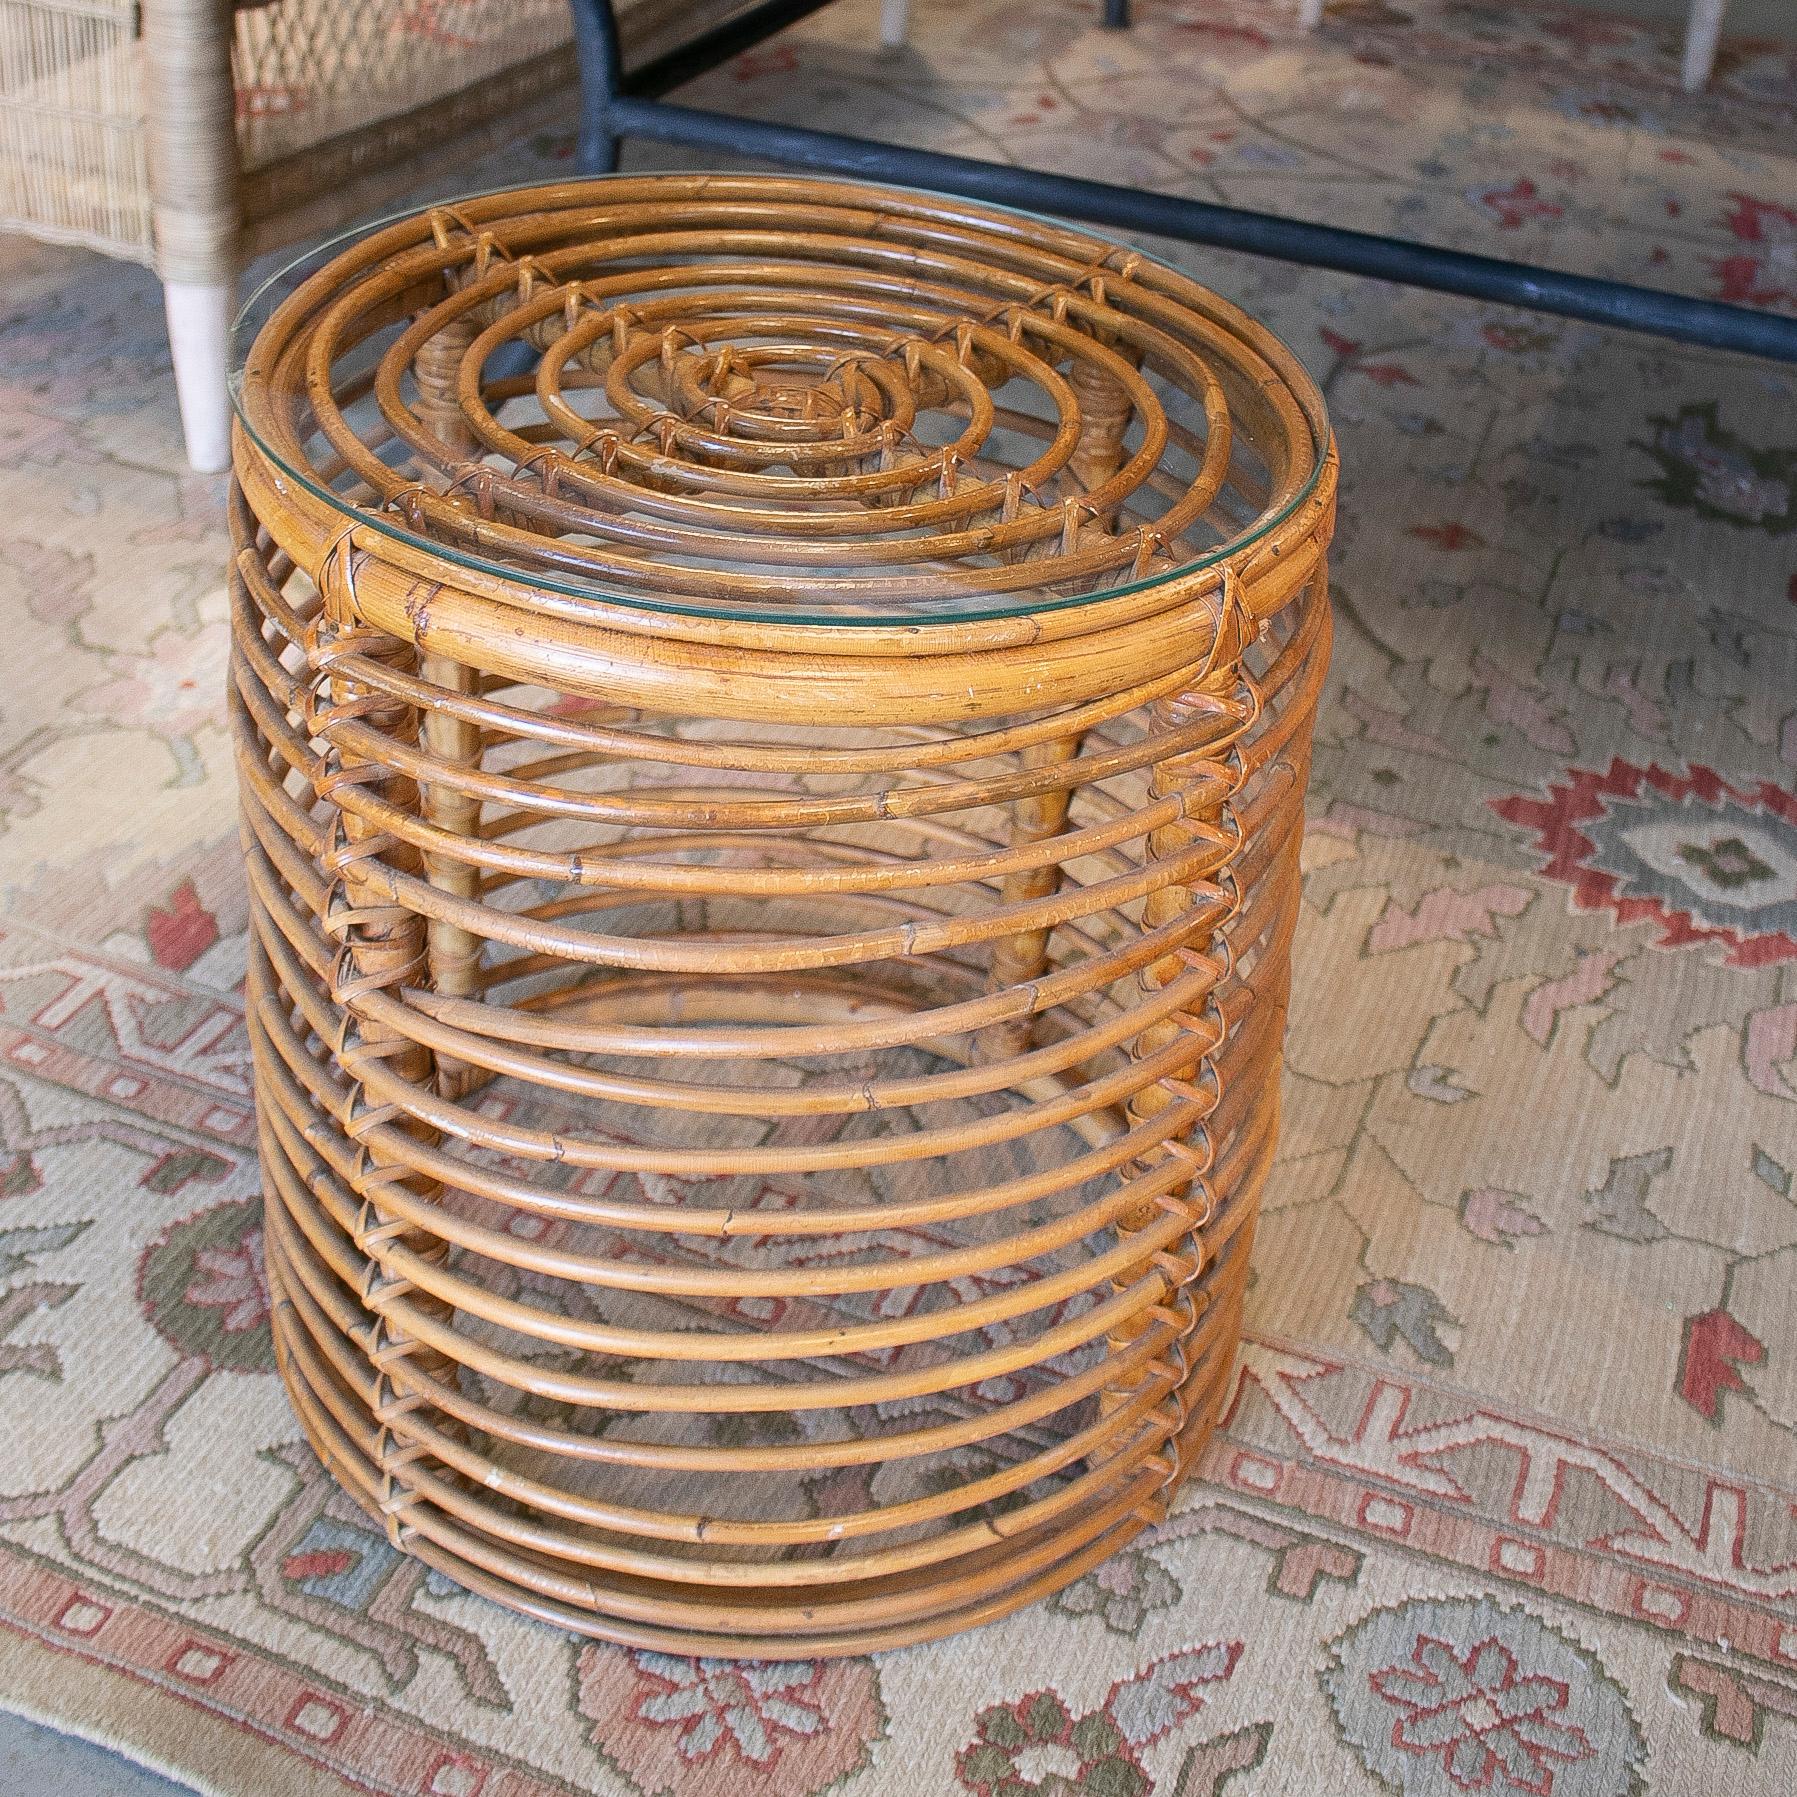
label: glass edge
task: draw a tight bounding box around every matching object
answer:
[229,171,1333,629]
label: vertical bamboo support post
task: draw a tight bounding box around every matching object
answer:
[1066,353,1134,530]
[310,542,462,1541]
[1168,566,1325,1463]
[412,307,481,460]
[981,341,1137,1059]
[410,308,487,1099]
[980,733,1087,1062]
[418,658,484,1100]
[1098,592,1253,1498]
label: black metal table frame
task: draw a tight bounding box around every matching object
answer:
[566,0,1797,363]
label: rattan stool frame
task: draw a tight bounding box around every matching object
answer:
[229,174,1335,1656]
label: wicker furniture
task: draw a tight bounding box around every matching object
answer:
[230,173,1334,1653]
[2,1,877,472]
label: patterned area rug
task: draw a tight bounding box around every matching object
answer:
[2,2,1795,1792]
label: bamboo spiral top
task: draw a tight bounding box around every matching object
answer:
[230,175,1335,1659]
[233,174,1327,625]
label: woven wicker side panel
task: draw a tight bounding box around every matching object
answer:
[0,0,756,262]
[231,0,574,171]
[0,0,151,259]
[231,0,750,174]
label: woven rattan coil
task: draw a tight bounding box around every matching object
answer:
[229,173,1335,1655]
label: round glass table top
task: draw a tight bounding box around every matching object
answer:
[231,173,1329,627]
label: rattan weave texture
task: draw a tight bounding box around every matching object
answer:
[230,174,1335,1654]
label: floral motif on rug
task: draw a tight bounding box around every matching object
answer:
[136,1198,275,1374]
[575,1650,886,1796]
[1631,401,1796,535]
[1493,760,1797,967]
[1322,1597,1648,1797]
[955,1643,1242,1797]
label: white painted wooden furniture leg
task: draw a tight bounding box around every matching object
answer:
[1682,0,1726,91]
[1299,0,1326,29]
[880,0,910,47]
[162,280,235,474]
[143,0,241,473]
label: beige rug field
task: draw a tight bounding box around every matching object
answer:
[1,2,1794,1791]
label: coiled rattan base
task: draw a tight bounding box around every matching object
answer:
[230,175,1334,1655]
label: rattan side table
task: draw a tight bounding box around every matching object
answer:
[229,174,1334,1656]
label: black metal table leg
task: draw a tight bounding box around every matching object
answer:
[569,0,623,172]
[570,0,851,172]
[565,0,1797,363]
